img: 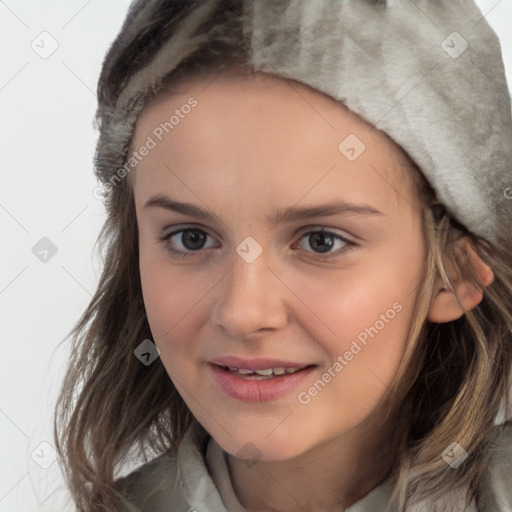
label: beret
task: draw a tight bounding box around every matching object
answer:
[100,0,512,244]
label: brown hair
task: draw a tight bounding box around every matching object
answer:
[53,2,512,511]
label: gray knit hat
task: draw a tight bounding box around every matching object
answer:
[95,0,512,245]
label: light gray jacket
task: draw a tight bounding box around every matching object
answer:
[113,421,512,512]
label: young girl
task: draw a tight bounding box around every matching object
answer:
[54,1,512,511]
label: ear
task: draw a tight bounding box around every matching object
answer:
[427,238,494,323]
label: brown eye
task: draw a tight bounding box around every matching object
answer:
[160,228,217,257]
[296,229,356,258]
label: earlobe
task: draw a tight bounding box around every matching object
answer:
[427,281,484,323]
[427,239,494,324]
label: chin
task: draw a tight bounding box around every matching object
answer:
[207,425,311,463]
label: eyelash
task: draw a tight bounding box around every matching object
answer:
[158,226,357,260]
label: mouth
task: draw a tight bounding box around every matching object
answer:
[214,364,316,380]
[208,361,318,402]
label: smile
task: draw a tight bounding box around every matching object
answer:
[220,365,306,378]
[209,363,317,402]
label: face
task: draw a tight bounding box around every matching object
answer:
[132,71,427,461]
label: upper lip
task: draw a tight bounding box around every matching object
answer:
[209,356,314,370]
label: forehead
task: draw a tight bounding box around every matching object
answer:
[130,71,417,211]
[135,71,401,151]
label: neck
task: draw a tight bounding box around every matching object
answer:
[226,413,398,512]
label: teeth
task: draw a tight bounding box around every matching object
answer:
[223,366,304,376]
[237,368,255,375]
[253,368,274,376]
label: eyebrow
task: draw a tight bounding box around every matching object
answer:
[143,194,384,226]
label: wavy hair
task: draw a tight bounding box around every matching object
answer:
[53,1,512,511]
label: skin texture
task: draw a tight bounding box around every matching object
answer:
[131,71,493,512]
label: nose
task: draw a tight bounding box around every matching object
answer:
[210,249,289,339]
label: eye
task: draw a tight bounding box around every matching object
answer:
[158,226,357,259]
[159,227,217,258]
[295,228,356,259]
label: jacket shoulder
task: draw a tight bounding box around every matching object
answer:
[478,420,512,511]
[112,449,191,512]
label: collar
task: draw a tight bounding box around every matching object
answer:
[177,422,396,512]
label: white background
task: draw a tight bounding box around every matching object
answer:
[1,1,511,510]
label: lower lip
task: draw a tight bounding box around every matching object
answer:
[209,363,316,403]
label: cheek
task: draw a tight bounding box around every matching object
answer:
[294,259,414,345]
[294,263,420,409]
[139,251,214,373]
